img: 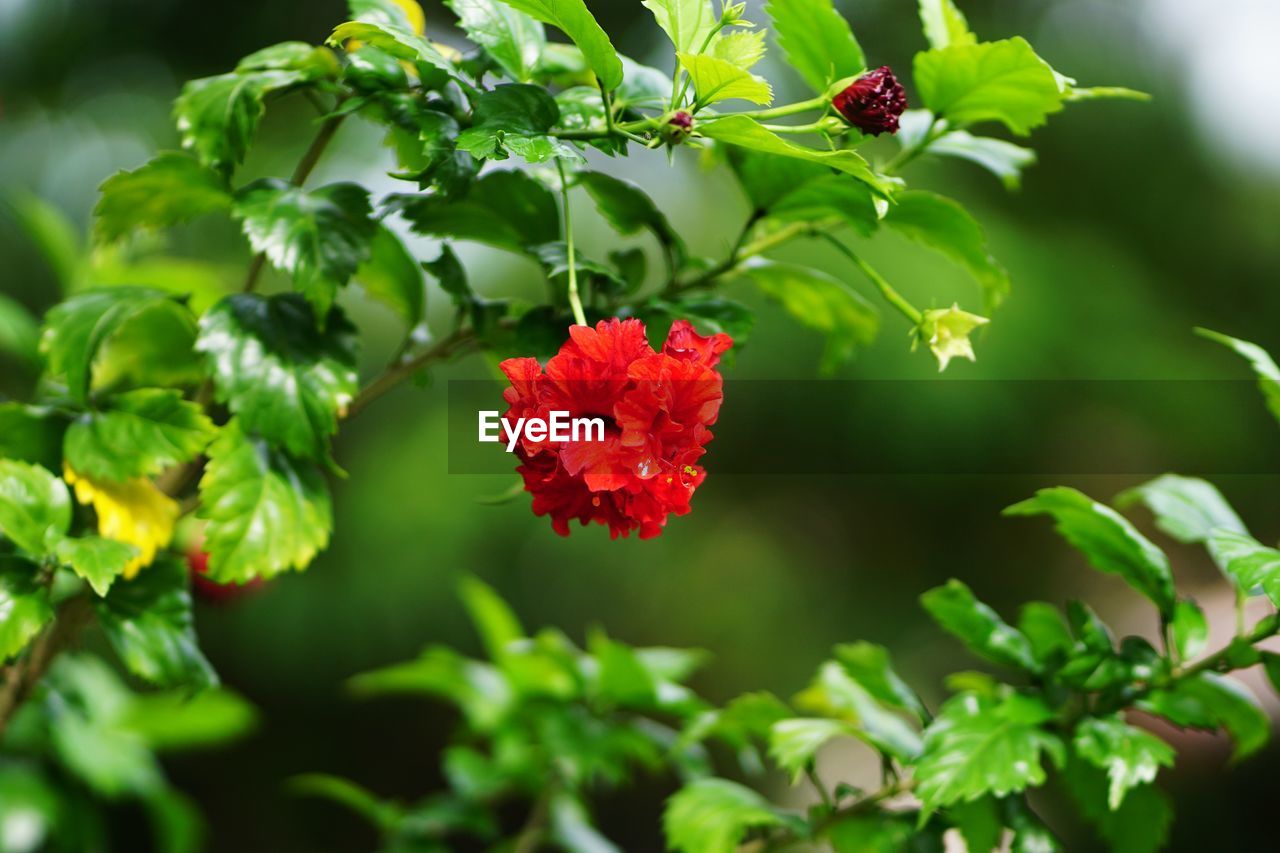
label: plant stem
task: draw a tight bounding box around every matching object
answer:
[817,234,923,324]
[883,116,943,175]
[346,328,477,418]
[758,120,833,135]
[734,95,828,121]
[0,596,94,738]
[556,159,587,326]
[667,219,818,295]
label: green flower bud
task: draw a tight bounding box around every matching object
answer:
[913,304,989,371]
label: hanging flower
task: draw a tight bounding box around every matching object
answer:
[914,304,990,371]
[832,66,908,136]
[499,318,732,539]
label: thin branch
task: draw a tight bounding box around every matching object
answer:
[346,328,477,418]
[0,596,94,737]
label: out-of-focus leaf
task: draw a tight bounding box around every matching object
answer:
[447,0,545,82]
[741,261,879,374]
[641,0,716,55]
[348,646,513,730]
[54,536,138,597]
[122,689,257,751]
[794,661,922,761]
[65,389,216,483]
[0,405,66,469]
[769,175,880,237]
[1017,601,1074,665]
[174,69,309,171]
[289,774,403,830]
[355,225,426,328]
[196,294,358,459]
[496,0,623,90]
[327,21,457,75]
[663,778,786,853]
[0,293,39,367]
[930,129,1036,190]
[550,790,620,853]
[196,420,331,583]
[832,641,926,721]
[1116,474,1247,547]
[914,37,1064,135]
[768,717,854,782]
[0,764,60,853]
[918,0,975,50]
[1005,487,1175,616]
[920,579,1037,671]
[578,171,686,265]
[1137,672,1269,761]
[0,555,53,660]
[1208,529,1280,604]
[458,575,525,658]
[64,467,177,581]
[765,0,865,93]
[94,152,231,242]
[1170,599,1209,660]
[1195,328,1280,426]
[0,460,70,557]
[1073,715,1174,810]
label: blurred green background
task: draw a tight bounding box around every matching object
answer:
[3,0,1280,849]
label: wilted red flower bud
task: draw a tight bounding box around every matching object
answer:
[499,318,732,539]
[832,66,907,136]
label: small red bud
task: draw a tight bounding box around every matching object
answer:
[661,110,695,145]
[832,66,907,136]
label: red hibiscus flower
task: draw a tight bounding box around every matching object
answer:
[499,318,732,539]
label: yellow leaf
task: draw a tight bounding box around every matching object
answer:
[392,0,425,36]
[64,466,178,579]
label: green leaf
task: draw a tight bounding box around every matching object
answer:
[579,171,686,264]
[768,718,854,782]
[496,0,623,90]
[914,37,1065,135]
[724,146,827,211]
[0,405,66,470]
[289,774,402,831]
[95,556,216,689]
[0,292,39,370]
[701,115,899,198]
[327,21,457,76]
[196,420,332,583]
[832,641,927,721]
[794,661,922,762]
[769,174,880,237]
[0,460,71,557]
[681,690,791,750]
[918,0,975,50]
[64,389,216,483]
[1206,529,1280,605]
[236,41,341,78]
[1005,487,1175,616]
[355,225,426,328]
[1061,758,1172,853]
[40,287,195,404]
[397,169,559,251]
[764,0,865,93]
[458,575,525,659]
[590,630,659,707]
[920,579,1037,671]
[663,778,786,853]
[1116,474,1247,545]
[447,0,546,82]
[1073,715,1174,810]
[712,31,767,71]
[348,646,512,730]
[1170,599,1209,660]
[0,555,53,660]
[122,688,257,751]
[678,53,772,107]
[1017,601,1074,665]
[884,190,1010,312]
[0,191,82,293]
[174,69,309,171]
[0,764,60,852]
[232,180,376,318]
[1195,328,1280,426]
[949,797,1002,853]
[1137,672,1268,761]
[94,152,231,242]
[456,84,573,163]
[915,690,1064,812]
[54,536,138,597]
[196,294,359,459]
[549,790,620,853]
[741,261,879,374]
[825,811,922,853]
[929,130,1036,190]
[642,0,717,55]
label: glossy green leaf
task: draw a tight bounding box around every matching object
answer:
[236,41,341,78]
[949,797,1002,853]
[1195,328,1280,426]
[0,460,70,557]
[355,225,426,328]
[915,690,1064,812]
[678,53,772,107]
[1005,487,1175,616]
[825,811,922,853]
[1061,758,1171,853]
[0,555,53,660]
[1138,673,1268,761]
[64,389,216,483]
[1017,601,1074,665]
[701,115,899,198]
[456,83,574,162]
[447,0,546,82]
[1073,716,1174,809]
[94,152,231,242]
[681,690,791,750]
[741,261,879,374]
[711,31,766,71]
[40,287,195,404]
[768,718,854,782]
[0,405,66,470]
[54,536,138,597]
[397,169,559,251]
[765,0,865,92]
[884,190,1010,311]
[794,661,922,761]
[1206,529,1280,605]
[664,778,786,853]
[196,420,332,583]
[95,556,216,689]
[918,0,975,50]
[914,37,1065,135]
[579,171,686,264]
[921,579,1037,671]
[233,180,376,318]
[1170,599,1209,660]
[642,0,717,55]
[769,174,880,237]
[832,641,927,721]
[196,294,358,459]
[590,630,659,708]
[327,21,457,75]
[122,688,257,751]
[174,69,308,171]
[931,130,1036,190]
[724,146,828,211]
[496,0,623,90]
[1116,474,1247,545]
